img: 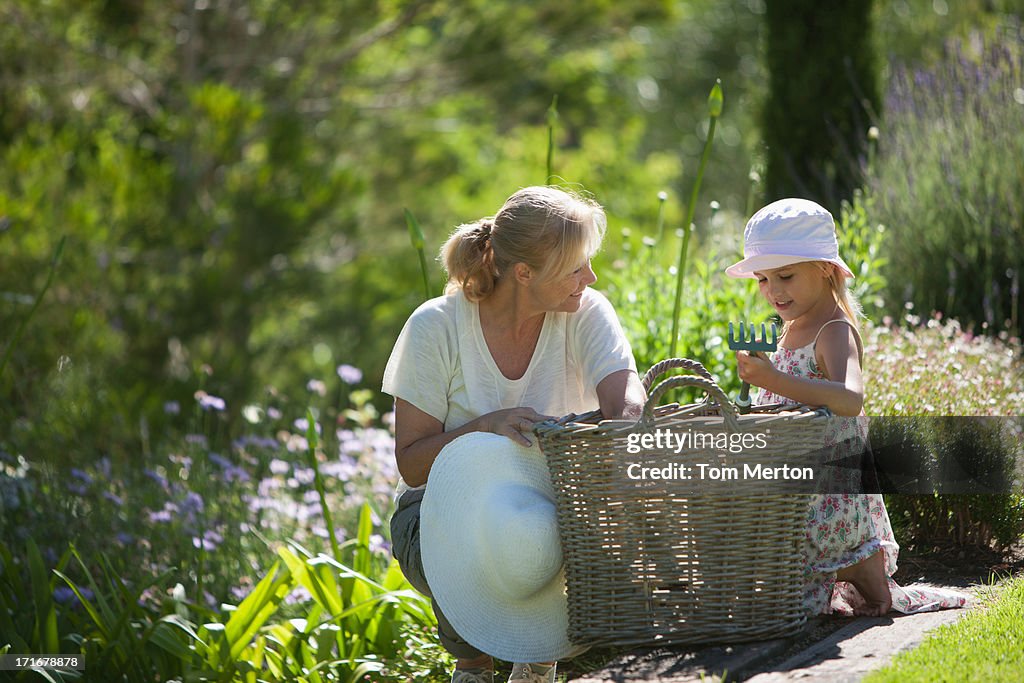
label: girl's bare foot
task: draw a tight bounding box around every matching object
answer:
[835,550,892,616]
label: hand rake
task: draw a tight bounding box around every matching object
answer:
[727,322,778,414]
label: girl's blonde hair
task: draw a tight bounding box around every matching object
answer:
[815,261,863,331]
[441,186,606,301]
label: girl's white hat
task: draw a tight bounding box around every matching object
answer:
[420,432,585,663]
[725,198,854,279]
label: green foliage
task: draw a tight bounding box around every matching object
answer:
[835,191,889,318]
[12,525,439,682]
[862,316,1024,552]
[0,0,674,466]
[761,0,881,211]
[866,30,1024,336]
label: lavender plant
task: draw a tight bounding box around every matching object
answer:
[867,30,1024,337]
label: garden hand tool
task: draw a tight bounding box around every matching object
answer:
[727,322,778,414]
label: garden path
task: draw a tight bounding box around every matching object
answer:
[570,598,972,682]
[568,544,1023,681]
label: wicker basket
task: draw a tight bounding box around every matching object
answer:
[534,358,830,649]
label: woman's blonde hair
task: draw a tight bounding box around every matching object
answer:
[441,186,606,301]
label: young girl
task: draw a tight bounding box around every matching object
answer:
[726,198,968,616]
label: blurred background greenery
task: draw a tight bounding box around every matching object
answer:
[2,2,1024,679]
[3,0,1022,465]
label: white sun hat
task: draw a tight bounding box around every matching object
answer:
[420,431,585,663]
[725,198,855,279]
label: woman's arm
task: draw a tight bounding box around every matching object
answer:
[737,324,863,416]
[596,369,646,420]
[393,399,553,487]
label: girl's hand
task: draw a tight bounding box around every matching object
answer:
[736,350,775,388]
[481,407,553,447]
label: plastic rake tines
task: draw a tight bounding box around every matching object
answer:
[727,322,779,414]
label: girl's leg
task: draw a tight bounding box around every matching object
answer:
[835,549,892,616]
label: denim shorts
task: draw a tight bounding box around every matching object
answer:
[390,487,484,659]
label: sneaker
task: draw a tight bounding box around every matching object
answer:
[451,667,494,683]
[508,662,556,683]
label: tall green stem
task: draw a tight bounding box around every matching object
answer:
[669,80,722,358]
[546,95,559,184]
[404,209,430,300]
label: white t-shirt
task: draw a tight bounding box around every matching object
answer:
[382,287,636,490]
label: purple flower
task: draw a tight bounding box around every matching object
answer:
[149,508,174,523]
[185,434,208,447]
[164,401,181,415]
[53,586,92,607]
[195,391,226,412]
[294,418,322,435]
[181,492,205,516]
[292,466,315,486]
[368,533,390,555]
[336,364,363,385]
[144,468,169,490]
[192,529,223,552]
[285,585,312,605]
[269,458,290,475]
[208,453,232,469]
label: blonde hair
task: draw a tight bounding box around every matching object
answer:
[441,186,606,301]
[819,262,863,330]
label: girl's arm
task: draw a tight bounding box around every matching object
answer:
[737,323,864,416]
[393,399,552,487]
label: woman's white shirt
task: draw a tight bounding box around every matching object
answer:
[382,287,635,491]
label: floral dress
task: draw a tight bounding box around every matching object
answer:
[756,320,969,616]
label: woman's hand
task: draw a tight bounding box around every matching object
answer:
[394,402,553,487]
[480,407,553,447]
[736,350,776,388]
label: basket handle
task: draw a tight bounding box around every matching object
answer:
[641,357,715,392]
[640,375,740,432]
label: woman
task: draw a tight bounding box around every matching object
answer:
[383,186,645,683]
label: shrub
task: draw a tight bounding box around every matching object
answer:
[863,314,1024,551]
[867,29,1024,337]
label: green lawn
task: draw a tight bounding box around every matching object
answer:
[864,575,1024,683]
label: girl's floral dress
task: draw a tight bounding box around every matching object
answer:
[756,320,969,615]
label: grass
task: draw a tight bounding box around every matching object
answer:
[864,575,1024,683]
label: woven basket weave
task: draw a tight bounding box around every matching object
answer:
[534,358,829,649]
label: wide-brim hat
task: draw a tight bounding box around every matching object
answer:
[725,198,855,279]
[420,432,584,663]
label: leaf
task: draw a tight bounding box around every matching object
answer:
[223,560,294,661]
[26,537,59,653]
[277,547,343,616]
[53,570,108,642]
[146,614,206,660]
